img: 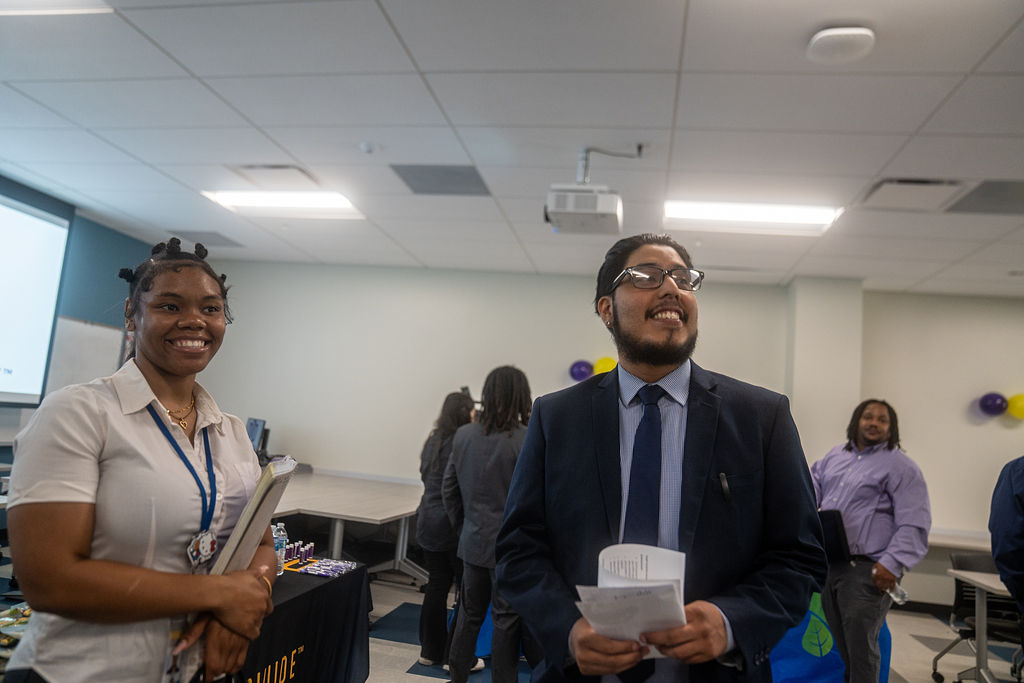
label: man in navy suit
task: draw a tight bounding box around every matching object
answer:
[495,234,826,682]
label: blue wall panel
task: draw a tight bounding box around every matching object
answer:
[58,216,150,328]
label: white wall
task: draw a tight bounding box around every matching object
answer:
[862,292,1024,537]
[199,261,790,481]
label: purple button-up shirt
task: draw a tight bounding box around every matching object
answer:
[811,442,931,576]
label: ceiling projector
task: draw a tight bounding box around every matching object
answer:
[544,184,623,234]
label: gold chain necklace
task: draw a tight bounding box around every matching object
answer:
[167,394,195,430]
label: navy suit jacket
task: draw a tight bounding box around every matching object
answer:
[495,363,826,682]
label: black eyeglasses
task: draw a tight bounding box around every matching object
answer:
[611,264,705,292]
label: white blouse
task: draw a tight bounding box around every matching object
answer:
[8,360,260,682]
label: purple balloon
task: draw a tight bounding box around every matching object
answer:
[570,360,594,382]
[979,392,1008,416]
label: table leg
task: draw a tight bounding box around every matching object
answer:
[960,586,999,683]
[395,517,428,583]
[329,519,345,560]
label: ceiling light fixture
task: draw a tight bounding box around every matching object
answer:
[664,201,844,236]
[806,26,876,65]
[201,191,364,219]
[0,8,113,14]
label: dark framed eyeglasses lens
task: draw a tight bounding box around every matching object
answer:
[628,265,702,291]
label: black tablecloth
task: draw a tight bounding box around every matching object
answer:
[241,565,370,683]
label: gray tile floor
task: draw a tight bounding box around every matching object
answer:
[368,572,1022,682]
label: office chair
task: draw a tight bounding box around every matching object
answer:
[931,551,1022,683]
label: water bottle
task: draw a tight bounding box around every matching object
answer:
[273,522,288,575]
[887,582,909,605]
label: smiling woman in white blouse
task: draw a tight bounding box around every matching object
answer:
[7,238,276,683]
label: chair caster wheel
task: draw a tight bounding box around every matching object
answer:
[932,673,944,683]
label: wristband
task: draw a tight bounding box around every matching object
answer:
[260,575,273,597]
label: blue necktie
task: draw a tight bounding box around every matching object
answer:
[619,385,665,683]
[623,384,665,546]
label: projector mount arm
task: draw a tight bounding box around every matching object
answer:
[576,144,644,185]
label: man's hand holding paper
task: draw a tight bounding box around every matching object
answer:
[642,600,729,663]
[568,617,649,676]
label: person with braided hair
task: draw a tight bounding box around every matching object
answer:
[7,238,275,682]
[442,366,543,683]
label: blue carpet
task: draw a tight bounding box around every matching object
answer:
[370,601,420,646]
[371,602,531,682]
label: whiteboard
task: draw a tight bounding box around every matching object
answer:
[1,317,124,444]
[44,316,124,394]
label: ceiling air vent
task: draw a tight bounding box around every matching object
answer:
[946,181,1024,215]
[861,178,968,211]
[230,165,320,190]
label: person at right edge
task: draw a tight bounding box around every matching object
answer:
[988,454,1024,613]
[495,233,827,682]
[812,399,931,683]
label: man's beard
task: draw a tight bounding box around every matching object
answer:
[610,307,698,368]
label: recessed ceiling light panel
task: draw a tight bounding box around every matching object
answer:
[665,201,843,234]
[201,191,363,219]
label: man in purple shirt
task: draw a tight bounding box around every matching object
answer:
[811,399,931,683]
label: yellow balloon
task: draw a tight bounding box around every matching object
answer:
[593,356,617,374]
[1008,394,1024,420]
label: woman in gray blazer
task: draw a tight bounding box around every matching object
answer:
[443,366,542,683]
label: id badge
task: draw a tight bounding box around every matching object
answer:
[186,529,217,567]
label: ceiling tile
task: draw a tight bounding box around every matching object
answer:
[923,76,1024,135]
[0,128,137,163]
[1004,226,1024,243]
[156,164,263,192]
[883,136,1024,181]
[666,172,870,206]
[266,126,470,166]
[958,240,1024,266]
[427,73,677,127]
[0,13,186,80]
[480,166,667,202]
[0,85,74,127]
[665,230,818,256]
[831,208,1023,241]
[95,128,293,164]
[977,20,1024,73]
[376,219,517,243]
[400,237,534,272]
[14,162,186,192]
[241,217,420,267]
[807,233,984,261]
[123,2,413,76]
[303,165,413,201]
[675,74,959,133]
[682,0,1024,73]
[521,239,615,276]
[458,127,670,170]
[670,130,905,176]
[382,0,684,71]
[684,246,804,272]
[354,195,505,222]
[16,79,247,128]
[791,255,946,281]
[207,75,447,126]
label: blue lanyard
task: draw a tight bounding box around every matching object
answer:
[146,404,217,532]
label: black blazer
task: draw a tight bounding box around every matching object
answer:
[495,363,826,682]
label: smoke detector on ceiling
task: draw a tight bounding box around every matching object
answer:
[806,27,876,65]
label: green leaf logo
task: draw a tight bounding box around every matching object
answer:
[801,592,834,657]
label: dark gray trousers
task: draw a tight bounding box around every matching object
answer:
[821,558,892,683]
[448,561,542,683]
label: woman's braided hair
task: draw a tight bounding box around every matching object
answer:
[119,237,232,323]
